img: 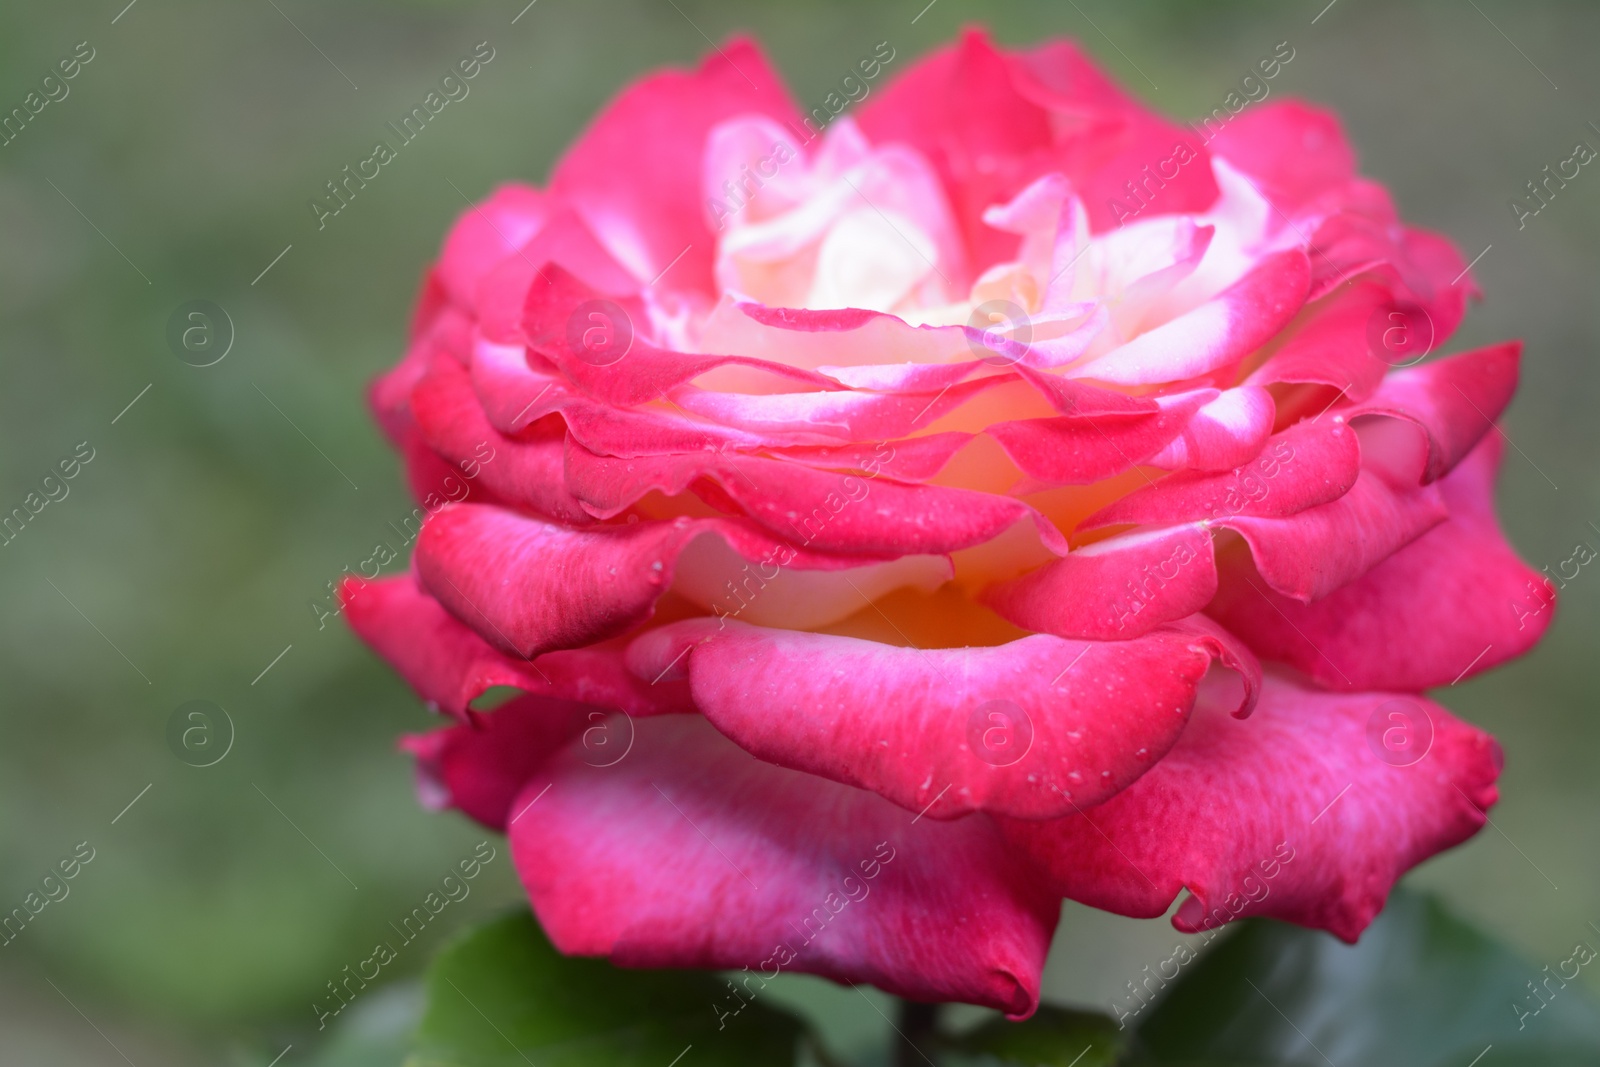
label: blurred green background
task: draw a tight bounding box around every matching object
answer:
[1,0,1596,1062]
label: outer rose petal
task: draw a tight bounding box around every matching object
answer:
[436,184,549,309]
[998,675,1500,942]
[1013,38,1221,228]
[1207,102,1356,209]
[510,714,1058,1017]
[411,348,594,525]
[1348,341,1520,485]
[472,209,641,342]
[466,334,583,434]
[1219,469,1448,602]
[343,574,549,718]
[863,32,1219,260]
[373,303,467,447]
[342,574,693,719]
[400,693,592,828]
[1394,225,1480,316]
[624,616,1258,820]
[1207,435,1556,691]
[1308,202,1476,328]
[549,38,799,296]
[859,30,1055,273]
[1245,279,1395,399]
[377,309,511,516]
[413,503,864,660]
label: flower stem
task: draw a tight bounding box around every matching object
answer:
[893,998,941,1067]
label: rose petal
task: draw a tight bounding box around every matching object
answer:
[411,348,594,525]
[522,265,838,405]
[344,574,550,718]
[670,533,952,630]
[510,714,1058,1016]
[1245,279,1395,400]
[671,377,999,441]
[986,524,1218,640]
[1348,341,1521,485]
[1077,249,1311,386]
[343,574,694,719]
[623,615,1258,820]
[415,503,873,659]
[563,442,1064,557]
[401,693,593,828]
[1146,386,1277,472]
[548,38,800,296]
[473,208,641,343]
[999,675,1500,941]
[1013,37,1221,229]
[1207,434,1556,690]
[1083,416,1360,529]
[436,184,551,310]
[860,31,1058,271]
[766,432,971,481]
[1208,101,1356,209]
[988,390,1215,486]
[1220,468,1448,602]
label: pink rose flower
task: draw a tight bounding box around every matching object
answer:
[347,31,1549,1018]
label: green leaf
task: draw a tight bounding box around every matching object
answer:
[941,1004,1131,1066]
[1134,887,1600,1067]
[405,909,807,1067]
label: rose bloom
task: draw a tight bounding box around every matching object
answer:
[346,31,1552,1016]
